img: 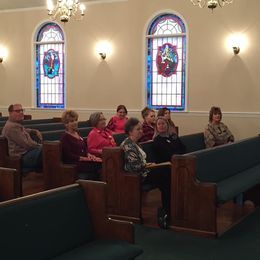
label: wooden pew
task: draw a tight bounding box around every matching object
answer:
[170,136,260,237]
[102,132,206,224]
[0,181,143,259]
[0,136,22,196]
[102,147,142,223]
[43,141,77,189]
[0,167,20,201]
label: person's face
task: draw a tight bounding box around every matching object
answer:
[97,113,107,129]
[164,110,171,120]
[117,108,127,119]
[129,122,143,141]
[156,119,168,134]
[145,111,156,125]
[9,104,24,122]
[66,118,78,132]
[212,113,221,123]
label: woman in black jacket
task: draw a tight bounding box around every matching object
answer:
[153,117,185,163]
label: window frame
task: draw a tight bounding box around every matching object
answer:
[33,22,66,109]
[145,12,188,112]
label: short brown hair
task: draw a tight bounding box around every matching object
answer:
[141,107,154,119]
[116,105,128,114]
[157,107,170,117]
[89,112,104,127]
[124,117,140,135]
[61,110,79,124]
[8,104,14,112]
[209,106,222,122]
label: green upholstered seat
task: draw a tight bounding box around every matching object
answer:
[179,132,205,153]
[0,185,142,260]
[113,133,128,146]
[217,164,260,203]
[188,136,260,203]
[0,187,93,260]
[53,240,143,260]
[141,141,157,163]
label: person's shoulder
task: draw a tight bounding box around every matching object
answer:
[3,120,21,131]
[60,132,69,141]
[89,128,98,136]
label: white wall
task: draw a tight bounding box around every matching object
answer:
[0,0,260,139]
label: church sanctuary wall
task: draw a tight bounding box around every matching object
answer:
[0,0,260,139]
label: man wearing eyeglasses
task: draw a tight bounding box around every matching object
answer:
[2,104,42,173]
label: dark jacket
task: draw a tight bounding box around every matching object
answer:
[153,134,185,163]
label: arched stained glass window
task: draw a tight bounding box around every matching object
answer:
[35,22,65,109]
[146,13,187,111]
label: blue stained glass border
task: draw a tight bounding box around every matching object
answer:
[146,13,187,111]
[36,23,65,109]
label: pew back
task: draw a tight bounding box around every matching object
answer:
[190,136,260,183]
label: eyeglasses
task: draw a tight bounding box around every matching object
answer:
[12,109,24,113]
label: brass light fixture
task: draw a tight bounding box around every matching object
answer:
[47,0,86,23]
[190,0,233,11]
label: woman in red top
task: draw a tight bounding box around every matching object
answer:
[107,105,128,134]
[87,112,116,157]
[139,107,156,142]
[60,110,101,180]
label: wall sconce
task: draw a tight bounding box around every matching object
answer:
[0,46,8,63]
[99,52,106,60]
[226,33,248,55]
[96,40,112,60]
[233,46,240,55]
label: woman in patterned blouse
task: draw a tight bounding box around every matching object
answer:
[204,106,234,148]
[121,117,171,228]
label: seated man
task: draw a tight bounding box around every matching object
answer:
[1,104,42,173]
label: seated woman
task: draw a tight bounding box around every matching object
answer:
[60,110,101,181]
[139,107,156,142]
[107,105,128,133]
[204,106,234,148]
[87,112,116,157]
[157,107,178,135]
[121,117,171,229]
[153,117,185,163]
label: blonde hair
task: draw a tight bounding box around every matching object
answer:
[153,116,171,138]
[61,110,79,125]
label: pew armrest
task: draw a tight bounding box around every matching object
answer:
[0,167,20,201]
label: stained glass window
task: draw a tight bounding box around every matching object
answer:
[35,23,65,109]
[146,14,187,111]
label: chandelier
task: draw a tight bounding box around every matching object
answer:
[47,0,86,23]
[190,0,233,11]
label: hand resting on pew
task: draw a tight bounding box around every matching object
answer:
[79,154,102,162]
[145,161,171,169]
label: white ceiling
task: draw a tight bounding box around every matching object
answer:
[0,0,111,11]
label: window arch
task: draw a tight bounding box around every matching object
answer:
[35,22,65,109]
[146,13,187,111]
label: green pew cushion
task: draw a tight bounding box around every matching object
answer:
[141,141,157,163]
[113,133,128,146]
[53,239,143,260]
[194,136,260,183]
[179,132,205,153]
[0,187,93,260]
[217,164,260,203]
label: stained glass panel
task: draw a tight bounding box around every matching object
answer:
[147,14,186,111]
[35,23,65,109]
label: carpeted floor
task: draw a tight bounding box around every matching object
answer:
[135,208,260,260]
